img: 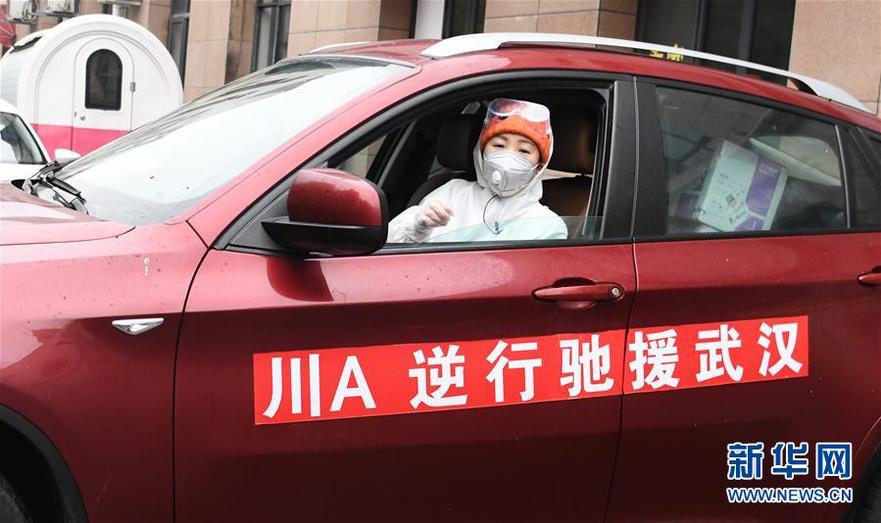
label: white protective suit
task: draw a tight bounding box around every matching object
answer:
[387,146,568,243]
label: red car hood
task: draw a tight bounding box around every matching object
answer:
[0,183,133,246]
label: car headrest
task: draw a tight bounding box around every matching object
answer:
[436,114,482,173]
[548,105,596,174]
[541,175,592,217]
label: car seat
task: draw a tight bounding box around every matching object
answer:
[406,114,482,208]
[540,104,596,238]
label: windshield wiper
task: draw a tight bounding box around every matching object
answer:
[23,161,89,213]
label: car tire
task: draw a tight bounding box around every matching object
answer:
[856,469,881,523]
[0,472,30,523]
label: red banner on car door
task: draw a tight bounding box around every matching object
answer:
[253,315,808,425]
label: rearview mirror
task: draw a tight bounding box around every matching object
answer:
[262,168,388,256]
[54,148,80,165]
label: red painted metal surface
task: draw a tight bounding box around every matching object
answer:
[287,168,383,226]
[175,244,635,521]
[340,42,881,130]
[0,184,132,245]
[606,232,881,521]
[0,212,206,521]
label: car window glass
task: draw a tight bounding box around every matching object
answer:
[337,135,387,178]
[657,88,845,235]
[329,95,605,246]
[849,134,881,227]
[425,215,602,244]
[870,137,881,160]
[0,112,44,165]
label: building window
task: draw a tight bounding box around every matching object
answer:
[168,0,190,82]
[253,0,291,71]
[636,0,796,83]
[85,49,122,110]
[442,0,485,38]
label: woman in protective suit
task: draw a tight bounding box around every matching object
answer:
[387,98,567,243]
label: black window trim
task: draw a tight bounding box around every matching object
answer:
[856,128,881,168]
[846,126,881,229]
[631,77,878,243]
[835,125,853,228]
[216,69,637,257]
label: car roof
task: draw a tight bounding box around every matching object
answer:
[309,35,881,133]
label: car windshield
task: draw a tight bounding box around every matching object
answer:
[0,112,45,165]
[56,57,409,225]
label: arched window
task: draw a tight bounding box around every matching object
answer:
[85,50,122,110]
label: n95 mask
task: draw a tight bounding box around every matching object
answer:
[481,150,538,197]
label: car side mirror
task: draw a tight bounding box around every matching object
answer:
[261,168,388,256]
[54,148,81,165]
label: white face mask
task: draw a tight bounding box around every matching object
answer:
[481,150,538,197]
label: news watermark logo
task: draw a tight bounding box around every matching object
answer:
[725,441,853,503]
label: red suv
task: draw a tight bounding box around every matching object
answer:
[2,34,880,522]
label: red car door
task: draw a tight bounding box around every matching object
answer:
[174,80,638,521]
[606,83,881,520]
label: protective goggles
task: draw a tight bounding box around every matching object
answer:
[485,98,551,124]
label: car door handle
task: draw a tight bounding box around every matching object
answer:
[858,268,881,286]
[533,282,624,310]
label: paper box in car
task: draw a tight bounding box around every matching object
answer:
[696,140,787,232]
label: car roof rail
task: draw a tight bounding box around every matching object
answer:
[421,33,869,113]
[309,41,370,54]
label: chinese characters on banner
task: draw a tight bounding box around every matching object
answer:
[253,315,808,425]
[625,316,808,394]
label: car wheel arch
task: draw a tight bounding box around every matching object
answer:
[0,404,88,523]
[838,414,881,521]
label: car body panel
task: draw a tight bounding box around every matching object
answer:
[0,183,133,245]
[339,44,881,131]
[606,232,881,521]
[0,222,206,521]
[175,243,635,521]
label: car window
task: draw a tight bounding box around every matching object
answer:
[426,216,602,244]
[337,135,388,178]
[869,137,881,160]
[849,133,881,227]
[221,78,632,256]
[330,93,606,246]
[0,112,45,165]
[657,88,845,235]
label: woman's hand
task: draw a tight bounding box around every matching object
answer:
[417,199,454,228]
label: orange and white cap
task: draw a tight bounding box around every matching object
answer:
[478,98,553,166]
